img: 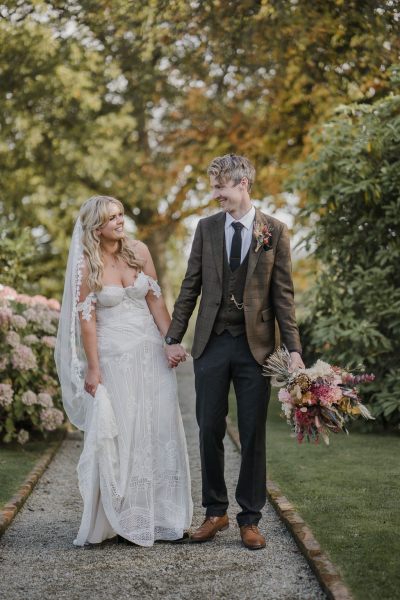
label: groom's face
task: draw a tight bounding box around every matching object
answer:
[210,176,243,214]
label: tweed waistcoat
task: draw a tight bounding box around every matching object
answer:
[213,248,249,336]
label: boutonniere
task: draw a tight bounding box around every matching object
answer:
[253,221,273,252]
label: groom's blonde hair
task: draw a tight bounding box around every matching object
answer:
[207,154,256,191]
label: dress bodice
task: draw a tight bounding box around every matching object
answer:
[77,271,161,320]
[96,271,161,308]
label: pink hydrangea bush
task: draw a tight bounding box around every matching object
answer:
[0,284,64,443]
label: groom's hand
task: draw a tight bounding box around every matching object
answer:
[165,343,187,368]
[289,352,305,372]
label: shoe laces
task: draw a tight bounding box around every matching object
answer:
[243,524,259,533]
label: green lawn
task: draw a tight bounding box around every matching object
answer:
[0,434,63,509]
[229,389,400,600]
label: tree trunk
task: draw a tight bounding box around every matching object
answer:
[143,227,175,311]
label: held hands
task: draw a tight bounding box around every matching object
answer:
[165,343,187,369]
[289,351,305,372]
[84,367,102,397]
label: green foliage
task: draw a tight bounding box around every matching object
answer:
[1,1,399,298]
[292,80,400,428]
[0,285,64,443]
[0,224,37,292]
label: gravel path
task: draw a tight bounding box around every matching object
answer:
[0,361,325,600]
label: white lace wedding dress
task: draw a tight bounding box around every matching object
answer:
[73,271,193,546]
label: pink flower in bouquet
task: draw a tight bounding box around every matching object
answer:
[0,355,8,371]
[294,407,316,442]
[0,306,13,327]
[278,388,291,403]
[311,383,340,407]
[11,344,37,370]
[0,383,14,408]
[40,407,64,431]
[278,388,293,418]
[6,330,20,347]
[11,314,27,330]
[21,390,38,406]
[295,407,313,426]
[42,335,57,349]
[37,392,53,408]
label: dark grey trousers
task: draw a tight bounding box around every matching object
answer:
[193,331,270,526]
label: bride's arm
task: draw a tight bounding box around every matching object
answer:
[78,263,101,396]
[134,241,173,337]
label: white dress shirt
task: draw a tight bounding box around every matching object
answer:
[225,205,256,263]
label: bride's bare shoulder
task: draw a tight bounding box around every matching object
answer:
[127,239,150,257]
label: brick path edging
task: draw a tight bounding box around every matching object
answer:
[226,416,354,600]
[0,432,66,537]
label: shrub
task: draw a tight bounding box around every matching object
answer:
[0,284,64,443]
[291,77,400,429]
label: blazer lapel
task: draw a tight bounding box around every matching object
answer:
[245,208,269,286]
[210,212,225,284]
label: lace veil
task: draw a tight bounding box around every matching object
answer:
[55,218,89,430]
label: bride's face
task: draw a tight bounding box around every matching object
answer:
[98,202,125,242]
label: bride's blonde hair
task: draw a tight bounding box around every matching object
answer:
[79,195,143,292]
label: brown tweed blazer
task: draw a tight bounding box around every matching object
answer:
[167,208,301,365]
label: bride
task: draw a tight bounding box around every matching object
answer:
[55,195,193,546]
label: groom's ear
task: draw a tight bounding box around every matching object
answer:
[240,176,249,190]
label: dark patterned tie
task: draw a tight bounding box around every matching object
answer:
[229,222,244,271]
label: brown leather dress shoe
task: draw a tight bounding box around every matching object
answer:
[190,515,229,542]
[240,524,266,550]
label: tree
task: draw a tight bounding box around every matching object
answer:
[291,69,400,428]
[1,0,399,300]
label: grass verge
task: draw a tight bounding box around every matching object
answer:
[0,433,63,509]
[229,389,400,600]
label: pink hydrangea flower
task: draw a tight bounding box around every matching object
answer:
[6,330,20,347]
[11,314,27,329]
[42,336,57,349]
[16,294,36,306]
[0,306,13,327]
[37,392,53,408]
[11,345,37,370]
[0,383,14,408]
[40,408,64,431]
[21,390,38,406]
[0,285,18,300]
[17,429,29,445]
[22,307,56,333]
[24,334,39,345]
[47,298,61,311]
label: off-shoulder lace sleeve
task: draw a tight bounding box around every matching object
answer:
[77,293,97,321]
[146,276,162,298]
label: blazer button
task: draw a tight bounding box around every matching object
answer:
[215,301,220,306]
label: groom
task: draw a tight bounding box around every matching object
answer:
[165,154,303,549]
